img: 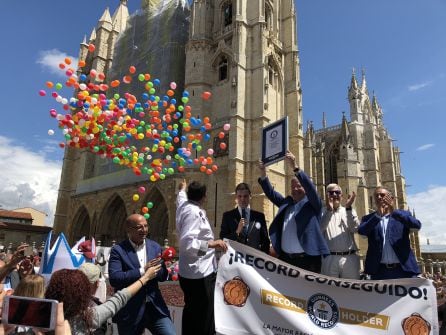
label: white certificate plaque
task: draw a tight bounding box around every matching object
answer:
[261,117,288,166]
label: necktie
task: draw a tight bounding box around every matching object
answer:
[241,208,248,236]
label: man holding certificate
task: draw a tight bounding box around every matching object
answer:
[258,151,329,273]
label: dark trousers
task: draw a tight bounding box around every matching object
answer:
[370,264,418,280]
[280,253,322,274]
[179,272,216,335]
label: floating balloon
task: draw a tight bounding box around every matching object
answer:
[223,123,230,131]
[40,49,231,221]
[201,91,212,100]
[48,129,55,136]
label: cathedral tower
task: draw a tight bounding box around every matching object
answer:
[53,0,303,244]
[184,0,303,225]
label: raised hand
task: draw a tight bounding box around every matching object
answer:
[258,159,266,178]
[345,191,356,208]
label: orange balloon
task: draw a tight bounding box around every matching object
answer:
[219,142,227,150]
[64,57,72,65]
[111,80,120,87]
[129,66,136,74]
[78,60,86,68]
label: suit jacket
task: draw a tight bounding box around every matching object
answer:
[220,208,270,253]
[358,209,421,275]
[108,238,169,326]
[258,170,330,257]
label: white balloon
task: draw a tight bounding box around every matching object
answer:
[47,129,55,136]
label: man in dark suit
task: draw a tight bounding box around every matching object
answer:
[220,183,270,253]
[108,214,175,335]
[258,151,329,273]
[358,187,421,280]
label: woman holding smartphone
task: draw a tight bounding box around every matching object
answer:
[45,261,161,334]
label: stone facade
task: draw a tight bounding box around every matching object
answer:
[53,0,303,245]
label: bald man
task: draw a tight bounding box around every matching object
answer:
[108,214,175,335]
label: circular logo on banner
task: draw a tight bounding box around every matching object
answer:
[307,293,339,329]
[270,130,278,138]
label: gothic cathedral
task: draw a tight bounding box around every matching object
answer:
[53,0,419,259]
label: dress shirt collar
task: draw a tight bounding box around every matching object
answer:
[128,238,146,251]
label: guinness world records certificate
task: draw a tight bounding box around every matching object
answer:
[261,117,288,166]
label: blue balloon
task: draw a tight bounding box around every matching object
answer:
[79,74,87,81]
[181,136,186,141]
[142,93,149,100]
[183,91,190,97]
[153,78,161,86]
[204,134,211,141]
[171,99,177,105]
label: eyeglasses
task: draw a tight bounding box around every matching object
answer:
[328,190,342,195]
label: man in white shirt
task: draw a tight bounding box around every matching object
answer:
[176,180,227,335]
[321,183,360,279]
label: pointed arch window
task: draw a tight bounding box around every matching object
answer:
[218,57,228,81]
[222,2,233,27]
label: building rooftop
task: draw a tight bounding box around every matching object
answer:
[0,210,32,220]
[420,245,446,253]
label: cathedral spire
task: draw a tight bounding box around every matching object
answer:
[361,67,368,94]
[89,28,96,42]
[98,7,112,27]
[81,34,88,45]
[112,0,129,33]
[348,68,359,100]
[341,112,350,143]
[304,121,314,147]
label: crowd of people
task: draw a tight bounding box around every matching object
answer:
[0,149,440,335]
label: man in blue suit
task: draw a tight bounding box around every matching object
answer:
[358,187,421,280]
[108,214,175,335]
[258,151,329,273]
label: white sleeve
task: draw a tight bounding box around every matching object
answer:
[178,206,209,257]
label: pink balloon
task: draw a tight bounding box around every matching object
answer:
[39,90,46,96]
[223,123,230,131]
[138,186,146,194]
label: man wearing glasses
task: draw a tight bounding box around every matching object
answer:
[320,184,360,279]
[108,214,175,335]
[358,187,421,280]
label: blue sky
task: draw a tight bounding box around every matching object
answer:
[0,1,444,244]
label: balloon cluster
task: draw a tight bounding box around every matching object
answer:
[40,45,230,218]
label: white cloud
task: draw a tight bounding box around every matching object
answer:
[36,49,78,78]
[408,185,446,245]
[0,136,62,226]
[416,143,435,151]
[408,81,432,91]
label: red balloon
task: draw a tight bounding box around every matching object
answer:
[201,91,212,100]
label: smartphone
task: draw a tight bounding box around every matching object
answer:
[2,296,58,331]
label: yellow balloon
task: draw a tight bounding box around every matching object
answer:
[132,194,140,201]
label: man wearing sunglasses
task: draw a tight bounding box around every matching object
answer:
[321,184,360,279]
[358,187,421,280]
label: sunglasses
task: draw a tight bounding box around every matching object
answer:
[328,190,342,195]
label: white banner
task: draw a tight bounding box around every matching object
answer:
[215,241,439,335]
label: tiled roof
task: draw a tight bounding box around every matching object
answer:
[0,210,32,220]
[0,221,51,233]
